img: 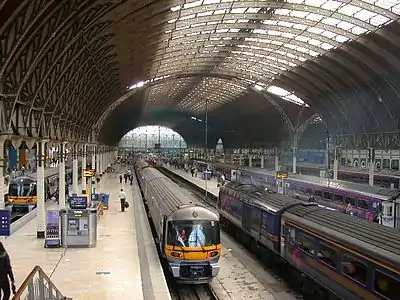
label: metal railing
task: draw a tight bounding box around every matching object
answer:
[12,266,70,300]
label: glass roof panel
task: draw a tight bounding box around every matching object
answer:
[147,0,400,110]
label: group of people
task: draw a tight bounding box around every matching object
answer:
[0,242,16,299]
[119,170,133,185]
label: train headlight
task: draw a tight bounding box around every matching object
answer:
[208,251,219,258]
[170,251,183,258]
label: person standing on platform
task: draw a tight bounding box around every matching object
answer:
[119,188,127,212]
[0,242,16,300]
[129,175,133,185]
[119,174,123,184]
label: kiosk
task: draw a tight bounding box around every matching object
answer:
[60,195,98,248]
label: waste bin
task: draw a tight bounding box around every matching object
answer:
[203,171,212,180]
[60,208,98,248]
[99,193,110,209]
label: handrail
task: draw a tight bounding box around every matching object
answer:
[12,265,68,300]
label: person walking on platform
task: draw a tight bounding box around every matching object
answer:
[119,174,123,184]
[0,242,16,300]
[124,173,128,184]
[129,175,133,185]
[119,188,127,212]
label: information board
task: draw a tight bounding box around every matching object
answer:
[69,196,88,209]
[45,210,60,247]
[0,210,11,236]
[83,169,96,177]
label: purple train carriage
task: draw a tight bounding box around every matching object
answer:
[212,162,400,228]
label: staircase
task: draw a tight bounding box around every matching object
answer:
[12,266,71,300]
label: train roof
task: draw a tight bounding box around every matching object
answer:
[9,176,36,184]
[170,205,219,221]
[283,205,400,267]
[221,181,299,213]
[137,161,218,219]
[228,164,400,200]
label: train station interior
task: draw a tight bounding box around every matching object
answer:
[1,1,400,300]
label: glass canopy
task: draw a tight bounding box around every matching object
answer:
[136,0,400,113]
[119,126,187,149]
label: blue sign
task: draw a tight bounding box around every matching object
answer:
[0,210,11,236]
[69,196,88,209]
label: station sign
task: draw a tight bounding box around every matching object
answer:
[69,196,88,209]
[0,210,11,236]
[83,169,96,177]
[276,171,289,179]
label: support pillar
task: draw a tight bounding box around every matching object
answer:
[37,140,46,239]
[368,148,375,187]
[275,154,279,171]
[81,144,87,192]
[292,147,297,174]
[58,142,66,209]
[72,144,79,194]
[92,145,96,170]
[260,155,264,169]
[96,150,101,174]
[239,155,243,166]
[248,155,253,167]
[333,148,338,181]
[0,138,5,210]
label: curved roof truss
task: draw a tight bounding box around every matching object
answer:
[135,0,400,116]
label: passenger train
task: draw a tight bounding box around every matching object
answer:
[134,158,221,284]
[218,181,400,300]
[190,160,400,228]
[7,167,81,212]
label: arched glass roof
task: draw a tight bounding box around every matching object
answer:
[119,125,187,149]
[137,0,400,113]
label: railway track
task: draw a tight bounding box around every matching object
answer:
[174,284,218,300]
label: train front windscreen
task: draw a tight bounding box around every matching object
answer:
[167,220,220,248]
[9,181,37,197]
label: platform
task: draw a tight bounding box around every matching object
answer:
[3,176,171,300]
[164,166,220,197]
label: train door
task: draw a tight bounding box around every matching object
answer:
[395,199,400,229]
[242,203,252,231]
[381,202,394,228]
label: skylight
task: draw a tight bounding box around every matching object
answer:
[267,86,308,106]
[145,0,400,110]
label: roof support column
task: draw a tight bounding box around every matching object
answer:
[72,143,79,195]
[368,148,375,187]
[260,155,264,169]
[36,140,46,239]
[81,144,87,193]
[333,147,339,181]
[0,137,6,210]
[292,133,298,174]
[275,148,280,172]
[58,142,67,209]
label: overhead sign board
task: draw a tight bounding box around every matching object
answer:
[83,169,96,177]
[0,210,11,236]
[276,171,289,179]
[69,196,88,209]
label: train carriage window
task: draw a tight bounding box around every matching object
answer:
[261,213,269,230]
[296,232,316,256]
[323,192,332,199]
[317,243,338,269]
[342,254,367,285]
[357,199,369,210]
[333,194,343,202]
[314,190,323,198]
[374,270,400,300]
[345,197,357,206]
